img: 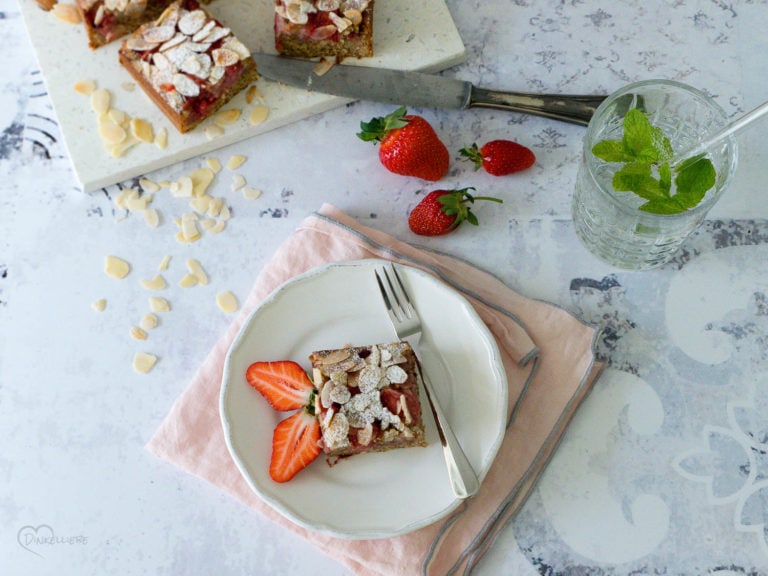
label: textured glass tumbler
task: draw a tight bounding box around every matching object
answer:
[572,79,738,270]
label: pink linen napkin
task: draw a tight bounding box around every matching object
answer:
[147,204,604,575]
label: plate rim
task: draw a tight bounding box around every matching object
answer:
[220,258,508,539]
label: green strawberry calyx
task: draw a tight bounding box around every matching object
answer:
[357,106,410,143]
[458,143,484,170]
[438,187,503,229]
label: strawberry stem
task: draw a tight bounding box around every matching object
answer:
[458,143,483,170]
[357,106,410,143]
[438,187,503,228]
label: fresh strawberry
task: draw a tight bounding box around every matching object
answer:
[408,187,502,236]
[459,139,535,176]
[269,409,322,483]
[245,360,314,411]
[357,106,449,181]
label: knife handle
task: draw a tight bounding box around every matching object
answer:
[469,86,607,126]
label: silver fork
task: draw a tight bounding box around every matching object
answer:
[375,264,480,499]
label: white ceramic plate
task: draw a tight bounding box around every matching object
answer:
[220,259,508,539]
[18,1,465,192]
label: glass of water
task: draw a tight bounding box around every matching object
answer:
[572,79,738,270]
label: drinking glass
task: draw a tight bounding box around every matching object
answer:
[572,79,738,270]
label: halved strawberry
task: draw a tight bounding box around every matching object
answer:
[246,360,314,411]
[269,409,322,483]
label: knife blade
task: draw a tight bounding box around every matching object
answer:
[252,53,607,126]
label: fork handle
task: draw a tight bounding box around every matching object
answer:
[420,368,480,499]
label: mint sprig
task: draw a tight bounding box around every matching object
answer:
[591,109,716,215]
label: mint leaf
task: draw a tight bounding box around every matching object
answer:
[613,163,668,201]
[622,109,654,156]
[639,198,688,215]
[673,156,716,208]
[592,139,635,162]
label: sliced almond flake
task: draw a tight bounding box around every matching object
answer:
[52,3,82,24]
[74,80,96,96]
[158,255,171,271]
[91,298,107,312]
[209,220,226,234]
[249,105,269,126]
[186,259,209,285]
[312,58,335,76]
[121,81,136,92]
[170,175,194,197]
[159,33,188,53]
[213,108,240,126]
[140,178,160,193]
[226,155,247,170]
[199,218,216,230]
[219,204,231,221]
[191,19,216,42]
[222,38,250,60]
[140,274,167,291]
[91,89,111,115]
[140,313,159,330]
[113,188,133,210]
[36,0,56,11]
[126,36,158,51]
[149,296,171,312]
[178,273,198,288]
[231,174,246,191]
[242,187,262,200]
[178,9,207,35]
[344,9,363,25]
[155,127,168,150]
[130,326,148,341]
[206,196,224,217]
[173,73,200,97]
[108,137,139,158]
[181,53,212,79]
[205,157,222,173]
[132,352,157,374]
[180,216,201,242]
[245,85,262,105]
[215,291,239,314]
[143,24,176,44]
[212,48,239,67]
[131,118,154,143]
[188,168,214,197]
[201,26,230,45]
[143,208,160,228]
[108,108,129,126]
[208,65,225,85]
[189,195,211,214]
[125,192,152,212]
[104,255,131,279]
[205,124,224,140]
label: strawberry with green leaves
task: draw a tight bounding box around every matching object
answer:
[246,360,321,483]
[357,106,450,181]
[460,139,536,176]
[408,187,502,236]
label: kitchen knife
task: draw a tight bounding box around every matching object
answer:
[252,53,607,126]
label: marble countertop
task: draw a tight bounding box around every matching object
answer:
[3,0,768,574]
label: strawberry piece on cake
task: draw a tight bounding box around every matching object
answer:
[274,0,375,60]
[118,0,258,133]
[309,341,427,463]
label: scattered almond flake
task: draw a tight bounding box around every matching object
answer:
[121,81,136,92]
[130,326,148,341]
[113,188,134,210]
[245,85,262,105]
[158,180,171,188]
[180,214,201,242]
[219,204,231,221]
[131,118,154,143]
[230,174,246,191]
[108,136,139,158]
[226,155,247,170]
[155,127,168,150]
[108,108,128,125]
[90,89,111,115]
[52,2,82,23]
[242,187,262,200]
[209,220,226,234]
[312,58,335,76]
[158,255,172,271]
[140,274,167,291]
[132,352,157,374]
[143,208,160,228]
[140,313,159,330]
[91,298,107,312]
[186,259,209,285]
[199,218,216,230]
[74,80,96,96]
[205,157,222,173]
[149,296,171,312]
[98,117,127,145]
[189,195,212,214]
[188,168,215,197]
[249,105,269,126]
[140,178,160,193]
[216,291,238,314]
[205,124,224,140]
[213,108,240,127]
[104,255,131,279]
[206,197,224,217]
[178,273,199,288]
[170,175,194,197]
[126,192,153,212]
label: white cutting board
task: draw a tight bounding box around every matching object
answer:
[19,0,466,192]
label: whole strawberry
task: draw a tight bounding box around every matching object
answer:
[357,106,449,181]
[460,139,535,176]
[408,187,502,236]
